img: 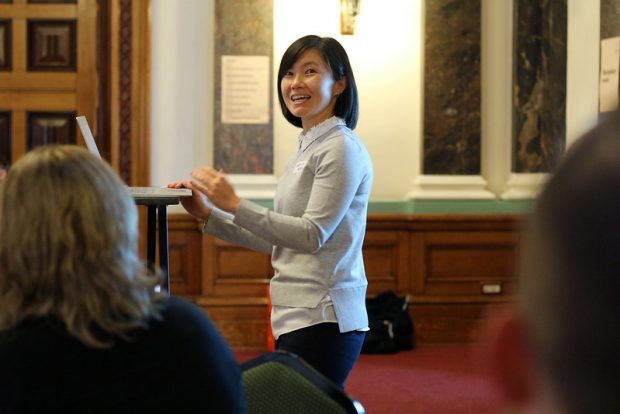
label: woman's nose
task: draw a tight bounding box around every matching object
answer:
[291,74,303,88]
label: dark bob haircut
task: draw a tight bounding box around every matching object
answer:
[277,35,359,129]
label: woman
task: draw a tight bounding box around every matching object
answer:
[171,35,373,388]
[0,145,245,413]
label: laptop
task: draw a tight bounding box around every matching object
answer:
[76,116,192,200]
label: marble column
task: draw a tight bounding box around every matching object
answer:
[424,0,481,175]
[214,0,273,174]
[512,0,566,173]
[601,0,620,39]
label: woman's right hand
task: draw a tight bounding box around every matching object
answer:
[167,181,212,221]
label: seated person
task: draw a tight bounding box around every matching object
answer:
[486,111,620,413]
[0,145,246,413]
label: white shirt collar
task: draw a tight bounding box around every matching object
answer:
[297,117,345,152]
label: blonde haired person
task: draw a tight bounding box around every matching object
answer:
[0,145,245,413]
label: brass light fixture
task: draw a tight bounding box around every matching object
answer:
[340,0,361,35]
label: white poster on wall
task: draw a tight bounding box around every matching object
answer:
[221,55,270,124]
[600,37,620,113]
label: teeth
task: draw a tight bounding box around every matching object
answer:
[292,95,309,102]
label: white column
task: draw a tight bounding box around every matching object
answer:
[565,0,600,148]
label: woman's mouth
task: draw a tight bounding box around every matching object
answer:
[291,95,310,102]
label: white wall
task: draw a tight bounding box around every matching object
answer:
[566,0,600,145]
[151,0,213,188]
[273,0,422,200]
[150,0,600,204]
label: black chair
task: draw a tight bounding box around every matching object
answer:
[240,350,365,414]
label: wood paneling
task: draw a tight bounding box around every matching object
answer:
[167,215,203,295]
[0,0,97,163]
[205,237,272,298]
[362,230,410,295]
[198,302,269,349]
[418,230,518,297]
[411,302,491,345]
[164,213,522,348]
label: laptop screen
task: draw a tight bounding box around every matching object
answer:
[75,116,192,199]
[76,116,101,158]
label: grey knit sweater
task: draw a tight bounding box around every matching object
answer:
[204,117,373,337]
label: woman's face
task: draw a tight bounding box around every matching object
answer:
[280,48,345,132]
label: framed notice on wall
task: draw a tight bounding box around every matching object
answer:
[221,55,270,124]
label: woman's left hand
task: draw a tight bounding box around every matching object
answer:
[190,167,241,214]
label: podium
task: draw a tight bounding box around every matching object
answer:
[133,196,181,294]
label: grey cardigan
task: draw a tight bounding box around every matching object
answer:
[204,117,373,335]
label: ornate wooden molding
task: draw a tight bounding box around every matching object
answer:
[118,0,132,183]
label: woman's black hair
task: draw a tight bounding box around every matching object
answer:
[277,35,359,129]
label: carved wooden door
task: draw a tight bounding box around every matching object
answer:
[0,0,98,167]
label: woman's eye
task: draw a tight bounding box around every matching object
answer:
[305,68,316,74]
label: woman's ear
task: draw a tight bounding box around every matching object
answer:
[333,76,347,97]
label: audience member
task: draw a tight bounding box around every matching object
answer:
[0,145,246,413]
[486,112,620,413]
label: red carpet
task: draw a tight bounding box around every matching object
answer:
[236,345,502,413]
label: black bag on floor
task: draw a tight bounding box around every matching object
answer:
[362,290,415,354]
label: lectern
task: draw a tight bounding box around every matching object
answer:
[133,195,181,294]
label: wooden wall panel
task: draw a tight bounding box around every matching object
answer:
[167,215,203,295]
[410,302,491,345]
[204,238,272,298]
[0,0,98,164]
[199,304,269,350]
[420,230,518,297]
[164,213,522,348]
[362,230,410,295]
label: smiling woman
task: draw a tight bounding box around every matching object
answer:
[170,35,372,389]
[277,35,359,131]
[280,47,346,131]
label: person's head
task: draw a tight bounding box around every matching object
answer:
[0,145,160,348]
[488,112,620,413]
[277,35,358,131]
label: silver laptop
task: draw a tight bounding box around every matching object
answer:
[76,116,192,199]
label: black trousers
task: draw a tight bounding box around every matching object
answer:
[275,322,365,389]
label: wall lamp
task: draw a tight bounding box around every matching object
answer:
[340,0,361,35]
